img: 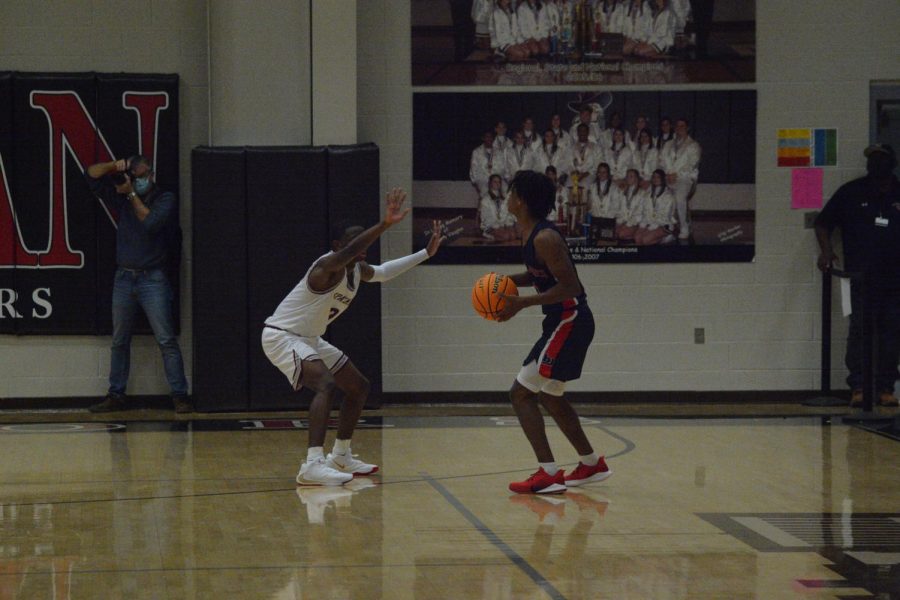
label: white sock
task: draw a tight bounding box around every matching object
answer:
[579,453,599,467]
[539,462,558,476]
[307,446,324,462]
[333,439,351,455]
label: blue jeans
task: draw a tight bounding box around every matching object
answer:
[109,268,188,397]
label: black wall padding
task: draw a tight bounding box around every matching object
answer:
[0,73,13,334]
[325,144,383,407]
[191,145,382,411]
[2,71,179,335]
[96,74,182,334]
[246,147,329,410]
[191,147,248,411]
[13,73,99,334]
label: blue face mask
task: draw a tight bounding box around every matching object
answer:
[134,176,151,195]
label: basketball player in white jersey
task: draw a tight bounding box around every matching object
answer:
[262,189,444,486]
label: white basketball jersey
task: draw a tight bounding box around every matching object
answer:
[264,252,361,337]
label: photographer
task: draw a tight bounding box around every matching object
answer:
[84,156,191,413]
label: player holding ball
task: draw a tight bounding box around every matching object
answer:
[494,170,611,495]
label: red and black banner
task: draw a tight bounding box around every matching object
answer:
[0,72,179,335]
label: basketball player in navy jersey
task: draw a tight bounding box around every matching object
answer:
[497,170,612,494]
[262,189,444,486]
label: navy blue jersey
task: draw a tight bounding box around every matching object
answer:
[523,220,588,314]
[520,220,594,382]
[814,175,900,278]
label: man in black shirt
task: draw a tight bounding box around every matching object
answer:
[815,144,900,407]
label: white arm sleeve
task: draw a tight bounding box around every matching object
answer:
[368,248,430,283]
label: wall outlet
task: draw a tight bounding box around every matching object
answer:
[804,211,819,229]
[694,327,705,344]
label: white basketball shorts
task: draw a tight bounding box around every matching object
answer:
[516,360,567,397]
[261,326,349,391]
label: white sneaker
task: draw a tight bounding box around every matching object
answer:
[295,487,354,524]
[296,457,353,486]
[326,451,379,476]
[345,477,379,491]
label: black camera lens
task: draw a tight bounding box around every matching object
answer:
[111,171,129,185]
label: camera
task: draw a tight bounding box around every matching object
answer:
[109,156,139,185]
[110,171,131,185]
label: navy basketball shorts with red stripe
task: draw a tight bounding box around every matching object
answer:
[517,303,595,396]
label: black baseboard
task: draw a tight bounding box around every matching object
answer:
[0,395,174,410]
[381,390,839,404]
[1,390,844,410]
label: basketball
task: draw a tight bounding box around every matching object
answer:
[472,273,518,320]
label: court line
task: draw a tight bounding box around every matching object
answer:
[0,561,516,577]
[847,422,900,443]
[0,427,637,507]
[422,473,568,600]
[596,425,637,459]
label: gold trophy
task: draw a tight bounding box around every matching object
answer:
[568,173,587,235]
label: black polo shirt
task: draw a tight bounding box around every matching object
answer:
[815,175,900,278]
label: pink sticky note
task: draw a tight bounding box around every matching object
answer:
[791,168,823,209]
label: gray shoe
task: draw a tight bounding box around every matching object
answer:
[89,394,126,413]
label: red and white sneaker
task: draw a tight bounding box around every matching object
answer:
[566,490,609,517]
[508,468,567,494]
[565,457,612,487]
[509,494,567,524]
[296,457,353,486]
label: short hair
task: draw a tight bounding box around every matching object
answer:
[545,165,557,176]
[510,170,556,220]
[128,154,152,171]
[330,218,361,243]
[676,117,690,128]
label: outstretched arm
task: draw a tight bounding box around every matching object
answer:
[359,219,445,283]
[308,188,410,289]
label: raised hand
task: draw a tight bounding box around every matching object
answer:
[426,219,445,256]
[114,173,133,195]
[383,187,411,226]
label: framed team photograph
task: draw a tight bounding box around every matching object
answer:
[412,89,756,264]
[411,0,755,86]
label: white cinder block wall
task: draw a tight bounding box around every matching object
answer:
[362,0,900,394]
[1,1,898,398]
